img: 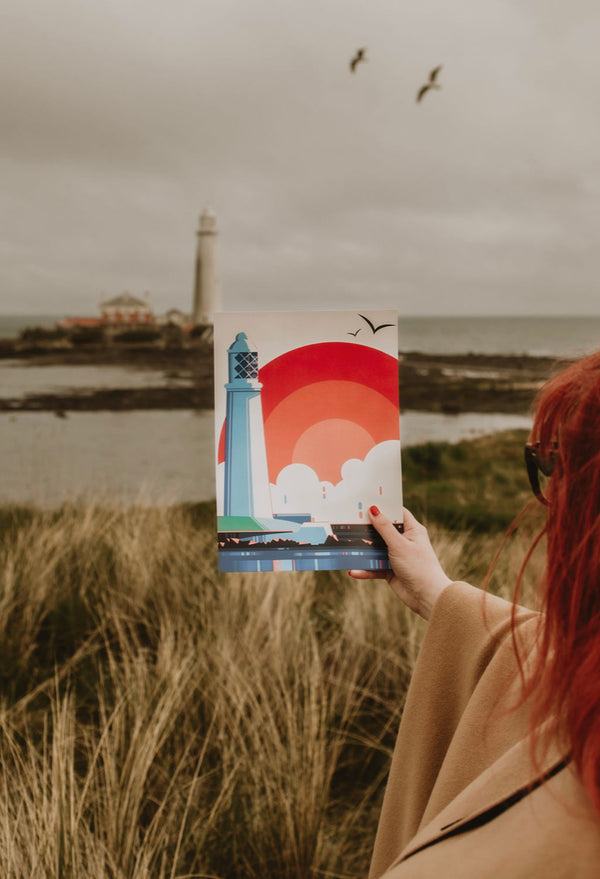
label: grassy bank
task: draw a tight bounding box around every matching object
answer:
[402,428,543,533]
[0,431,546,878]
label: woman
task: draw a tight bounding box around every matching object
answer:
[350,352,600,877]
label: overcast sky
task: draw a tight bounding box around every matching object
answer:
[2,0,599,317]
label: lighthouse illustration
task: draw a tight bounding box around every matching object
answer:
[214,310,401,573]
[223,332,273,518]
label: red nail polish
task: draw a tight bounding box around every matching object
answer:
[369,505,380,517]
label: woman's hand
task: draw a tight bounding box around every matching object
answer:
[349,506,452,620]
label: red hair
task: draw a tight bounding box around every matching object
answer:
[522,350,600,816]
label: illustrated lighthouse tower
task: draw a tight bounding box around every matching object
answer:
[223,332,273,518]
[193,207,221,325]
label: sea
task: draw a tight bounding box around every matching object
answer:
[2,313,600,507]
[4,313,600,357]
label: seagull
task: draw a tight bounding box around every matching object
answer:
[347,328,361,337]
[358,314,395,334]
[350,47,367,73]
[416,65,442,102]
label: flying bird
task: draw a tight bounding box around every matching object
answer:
[358,314,395,334]
[416,65,442,102]
[350,47,367,73]
[347,328,361,337]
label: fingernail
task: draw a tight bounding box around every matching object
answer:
[369,505,380,517]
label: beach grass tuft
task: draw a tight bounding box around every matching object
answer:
[0,430,546,877]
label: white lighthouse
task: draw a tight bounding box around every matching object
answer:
[192,207,221,325]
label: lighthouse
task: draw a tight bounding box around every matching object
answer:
[223,332,273,518]
[192,208,221,325]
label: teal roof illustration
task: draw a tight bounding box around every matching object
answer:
[229,332,253,352]
[218,515,298,534]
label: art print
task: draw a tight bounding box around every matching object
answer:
[214,310,402,572]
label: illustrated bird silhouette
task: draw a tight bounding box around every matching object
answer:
[350,47,367,73]
[347,328,361,337]
[358,314,395,334]
[416,65,442,102]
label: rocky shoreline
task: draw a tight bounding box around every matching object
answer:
[398,350,560,414]
[0,341,565,415]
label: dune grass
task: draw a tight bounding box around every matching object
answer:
[0,430,547,877]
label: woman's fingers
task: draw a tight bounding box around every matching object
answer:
[368,505,404,542]
[347,569,386,580]
[400,506,422,533]
[349,504,451,619]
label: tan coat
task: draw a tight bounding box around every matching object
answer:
[369,581,600,878]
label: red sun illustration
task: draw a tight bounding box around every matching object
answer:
[217,341,399,484]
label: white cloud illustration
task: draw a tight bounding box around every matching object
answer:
[271,440,402,523]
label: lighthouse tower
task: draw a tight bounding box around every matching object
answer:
[192,207,221,325]
[223,332,273,518]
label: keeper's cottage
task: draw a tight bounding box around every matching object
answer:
[100,293,154,326]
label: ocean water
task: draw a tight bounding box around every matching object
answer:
[0,361,184,398]
[0,410,531,507]
[3,311,594,506]
[0,314,60,338]
[2,312,600,357]
[0,410,216,507]
[396,316,600,358]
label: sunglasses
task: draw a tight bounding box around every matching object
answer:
[525,441,557,506]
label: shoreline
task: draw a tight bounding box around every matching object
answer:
[398,350,558,414]
[0,343,563,415]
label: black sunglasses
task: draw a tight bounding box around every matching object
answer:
[525,441,557,506]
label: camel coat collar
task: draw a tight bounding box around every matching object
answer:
[397,718,568,864]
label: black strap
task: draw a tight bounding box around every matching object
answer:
[405,757,572,862]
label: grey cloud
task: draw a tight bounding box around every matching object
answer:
[1,0,600,317]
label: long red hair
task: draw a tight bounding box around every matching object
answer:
[524,350,600,816]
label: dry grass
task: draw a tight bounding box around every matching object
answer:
[0,501,545,878]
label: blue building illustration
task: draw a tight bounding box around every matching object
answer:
[223,332,273,518]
